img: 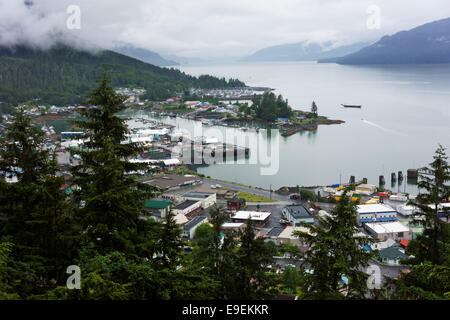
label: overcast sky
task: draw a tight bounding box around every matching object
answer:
[1,0,450,58]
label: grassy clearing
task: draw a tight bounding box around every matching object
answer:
[237,191,276,202]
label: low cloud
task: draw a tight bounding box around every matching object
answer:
[1,0,449,58]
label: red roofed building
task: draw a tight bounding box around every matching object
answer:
[400,238,409,248]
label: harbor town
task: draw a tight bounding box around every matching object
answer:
[1,84,447,300]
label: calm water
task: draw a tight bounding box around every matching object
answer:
[133,62,450,194]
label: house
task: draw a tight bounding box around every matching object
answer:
[364,221,412,241]
[182,216,208,239]
[172,200,202,217]
[182,192,217,209]
[277,226,313,249]
[227,197,246,211]
[356,204,397,225]
[144,200,172,221]
[231,210,271,227]
[379,246,409,266]
[263,227,287,245]
[282,205,314,226]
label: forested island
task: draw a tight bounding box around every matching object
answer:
[229,93,345,135]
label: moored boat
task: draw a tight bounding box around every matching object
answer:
[341,104,362,108]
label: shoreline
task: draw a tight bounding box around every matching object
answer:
[136,106,345,136]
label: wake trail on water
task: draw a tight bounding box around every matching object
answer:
[361,119,408,137]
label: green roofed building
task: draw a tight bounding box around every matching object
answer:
[379,246,409,266]
[281,205,314,226]
[144,199,172,221]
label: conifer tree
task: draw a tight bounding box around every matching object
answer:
[232,218,278,299]
[311,101,318,115]
[0,109,77,291]
[154,209,184,270]
[406,144,450,266]
[70,73,158,256]
[190,205,237,298]
[391,145,450,300]
[294,189,375,299]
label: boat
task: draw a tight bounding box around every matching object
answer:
[389,194,408,202]
[168,112,176,118]
[201,119,210,125]
[240,127,248,131]
[341,104,362,108]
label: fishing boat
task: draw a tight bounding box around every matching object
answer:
[341,104,362,108]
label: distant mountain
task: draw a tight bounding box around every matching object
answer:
[112,44,179,66]
[0,43,245,106]
[318,17,450,64]
[242,41,369,62]
[162,53,208,65]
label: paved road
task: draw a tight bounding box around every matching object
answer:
[201,177,291,202]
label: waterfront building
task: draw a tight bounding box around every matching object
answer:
[356,204,397,225]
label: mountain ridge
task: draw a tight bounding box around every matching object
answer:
[318,17,450,64]
[242,41,370,62]
[0,43,245,107]
[112,44,179,66]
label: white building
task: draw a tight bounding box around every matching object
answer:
[277,226,314,247]
[221,222,246,233]
[396,204,419,217]
[182,216,208,239]
[172,200,202,217]
[231,211,271,226]
[357,204,397,225]
[182,192,217,209]
[364,221,412,241]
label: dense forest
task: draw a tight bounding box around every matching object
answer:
[0,44,245,108]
